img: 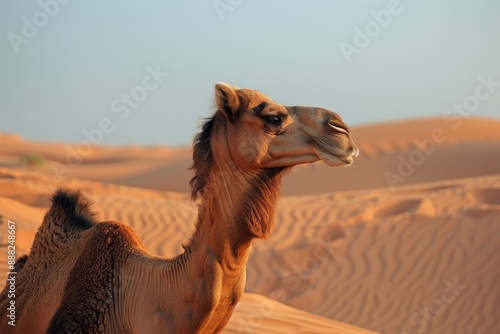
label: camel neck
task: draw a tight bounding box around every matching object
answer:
[160,159,285,332]
[191,158,285,261]
[188,113,286,259]
[158,115,286,332]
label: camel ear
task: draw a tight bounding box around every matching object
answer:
[215,82,240,116]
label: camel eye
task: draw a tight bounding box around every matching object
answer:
[265,116,281,126]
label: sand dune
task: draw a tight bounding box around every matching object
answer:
[0,116,499,333]
[247,176,500,333]
[2,117,500,195]
[226,294,377,334]
[0,168,378,333]
[0,167,498,333]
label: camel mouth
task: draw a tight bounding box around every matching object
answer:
[312,139,359,167]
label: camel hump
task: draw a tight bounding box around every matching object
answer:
[49,188,97,231]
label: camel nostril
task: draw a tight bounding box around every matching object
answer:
[328,121,349,135]
[327,115,350,134]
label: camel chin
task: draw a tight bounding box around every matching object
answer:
[312,144,356,167]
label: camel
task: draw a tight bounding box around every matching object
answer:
[0,83,358,333]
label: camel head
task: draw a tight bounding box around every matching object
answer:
[190,83,359,200]
[212,82,359,170]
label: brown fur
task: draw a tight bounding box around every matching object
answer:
[190,113,220,201]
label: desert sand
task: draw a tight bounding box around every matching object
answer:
[0,116,499,333]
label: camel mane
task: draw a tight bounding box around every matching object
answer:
[189,93,256,201]
[189,113,220,201]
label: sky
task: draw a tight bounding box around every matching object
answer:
[1,0,499,147]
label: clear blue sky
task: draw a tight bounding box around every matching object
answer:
[1,0,499,146]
